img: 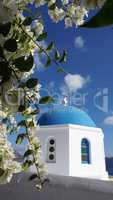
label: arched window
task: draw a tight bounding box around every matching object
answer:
[46,137,56,163]
[81,138,90,164]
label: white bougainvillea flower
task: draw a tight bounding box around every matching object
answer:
[61,0,69,5]
[34,0,46,7]
[0,0,18,24]
[48,7,65,23]
[0,126,21,184]
[48,0,56,7]
[35,21,44,36]
[65,17,73,27]
[74,6,88,26]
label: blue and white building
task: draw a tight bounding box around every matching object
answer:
[38,104,108,180]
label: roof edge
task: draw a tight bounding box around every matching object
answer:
[39,124,103,133]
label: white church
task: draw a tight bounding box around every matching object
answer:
[38,102,108,180]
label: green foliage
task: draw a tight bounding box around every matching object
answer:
[18,100,29,112]
[0,168,5,177]
[22,160,33,171]
[82,0,113,28]
[26,78,38,88]
[4,39,17,52]
[54,49,60,61]
[46,42,54,52]
[17,120,26,127]
[18,105,26,112]
[0,46,4,58]
[45,56,51,67]
[39,96,54,104]
[49,3,56,10]
[57,67,65,73]
[37,32,47,41]
[28,120,35,127]
[24,149,33,158]
[60,50,67,63]
[23,17,33,26]
[16,134,26,144]
[0,61,12,83]
[29,173,38,181]
[0,23,11,37]
[29,109,40,116]
[14,54,34,72]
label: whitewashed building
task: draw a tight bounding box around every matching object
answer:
[38,104,108,180]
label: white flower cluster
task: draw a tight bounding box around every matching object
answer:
[0,124,21,184]
[0,0,106,27]
[66,4,88,27]
[48,7,65,23]
[28,129,47,184]
[37,0,105,27]
[26,83,41,103]
[0,0,18,24]
[48,0,106,27]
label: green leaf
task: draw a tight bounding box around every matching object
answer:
[28,173,38,181]
[49,3,56,10]
[29,108,40,116]
[26,78,38,88]
[17,120,26,127]
[54,49,60,60]
[0,23,11,37]
[22,160,33,171]
[45,56,51,67]
[81,0,113,28]
[14,54,34,72]
[59,50,67,63]
[16,134,26,144]
[23,17,33,26]
[57,67,65,73]
[37,32,47,41]
[18,82,26,88]
[0,46,4,58]
[46,42,54,51]
[39,96,54,104]
[24,149,33,158]
[0,168,5,177]
[4,39,17,52]
[0,61,12,83]
[18,101,29,112]
[18,105,26,112]
[28,120,35,127]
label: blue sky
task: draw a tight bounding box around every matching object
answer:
[32,6,113,157]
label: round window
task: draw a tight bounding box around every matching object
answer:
[49,147,55,152]
[50,139,55,145]
[49,154,54,160]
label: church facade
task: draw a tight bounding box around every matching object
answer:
[38,105,108,180]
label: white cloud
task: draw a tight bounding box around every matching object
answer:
[104,116,113,125]
[64,73,90,92]
[74,36,85,49]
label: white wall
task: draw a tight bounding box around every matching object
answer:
[38,125,70,176]
[69,125,108,180]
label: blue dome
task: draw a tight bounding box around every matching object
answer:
[38,105,96,127]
